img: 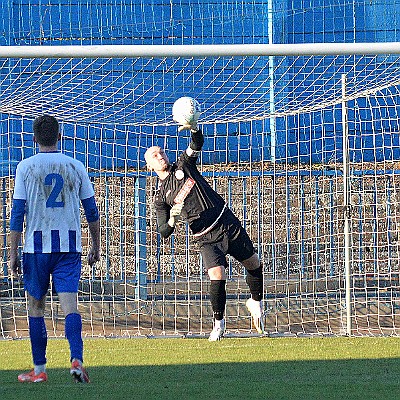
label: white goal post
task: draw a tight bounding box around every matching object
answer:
[1,42,400,338]
[0,42,400,57]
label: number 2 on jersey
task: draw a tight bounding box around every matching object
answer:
[45,173,65,208]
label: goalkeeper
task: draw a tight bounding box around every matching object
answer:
[144,121,264,341]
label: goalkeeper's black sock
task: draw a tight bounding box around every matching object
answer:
[209,280,226,321]
[246,265,263,302]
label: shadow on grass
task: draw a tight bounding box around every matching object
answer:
[1,358,399,400]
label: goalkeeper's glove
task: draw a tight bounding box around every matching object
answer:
[168,202,184,227]
[178,122,198,132]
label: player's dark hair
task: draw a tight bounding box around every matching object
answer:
[33,115,59,146]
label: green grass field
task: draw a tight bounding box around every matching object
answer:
[1,336,400,400]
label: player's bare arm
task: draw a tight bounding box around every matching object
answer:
[9,230,22,279]
[87,219,101,266]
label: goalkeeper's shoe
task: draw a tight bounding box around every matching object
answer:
[70,359,90,383]
[246,298,265,334]
[18,369,48,383]
[208,319,225,342]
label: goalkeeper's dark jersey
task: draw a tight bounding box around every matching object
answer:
[154,131,225,239]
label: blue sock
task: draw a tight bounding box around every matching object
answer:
[65,313,83,362]
[28,316,47,366]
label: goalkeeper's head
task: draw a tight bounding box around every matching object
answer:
[33,114,60,148]
[144,146,170,176]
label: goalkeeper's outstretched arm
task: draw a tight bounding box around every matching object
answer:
[186,128,204,157]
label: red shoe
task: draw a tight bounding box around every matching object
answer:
[18,369,48,383]
[70,360,90,383]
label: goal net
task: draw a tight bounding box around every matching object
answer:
[1,44,400,338]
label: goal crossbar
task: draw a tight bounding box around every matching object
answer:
[0,42,400,58]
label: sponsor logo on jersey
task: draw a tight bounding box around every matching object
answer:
[174,178,196,204]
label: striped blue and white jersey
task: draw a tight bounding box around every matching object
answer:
[12,152,95,253]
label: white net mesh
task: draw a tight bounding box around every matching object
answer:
[1,49,400,338]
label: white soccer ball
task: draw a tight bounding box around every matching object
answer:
[172,96,201,126]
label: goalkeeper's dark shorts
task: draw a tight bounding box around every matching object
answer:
[195,208,256,270]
